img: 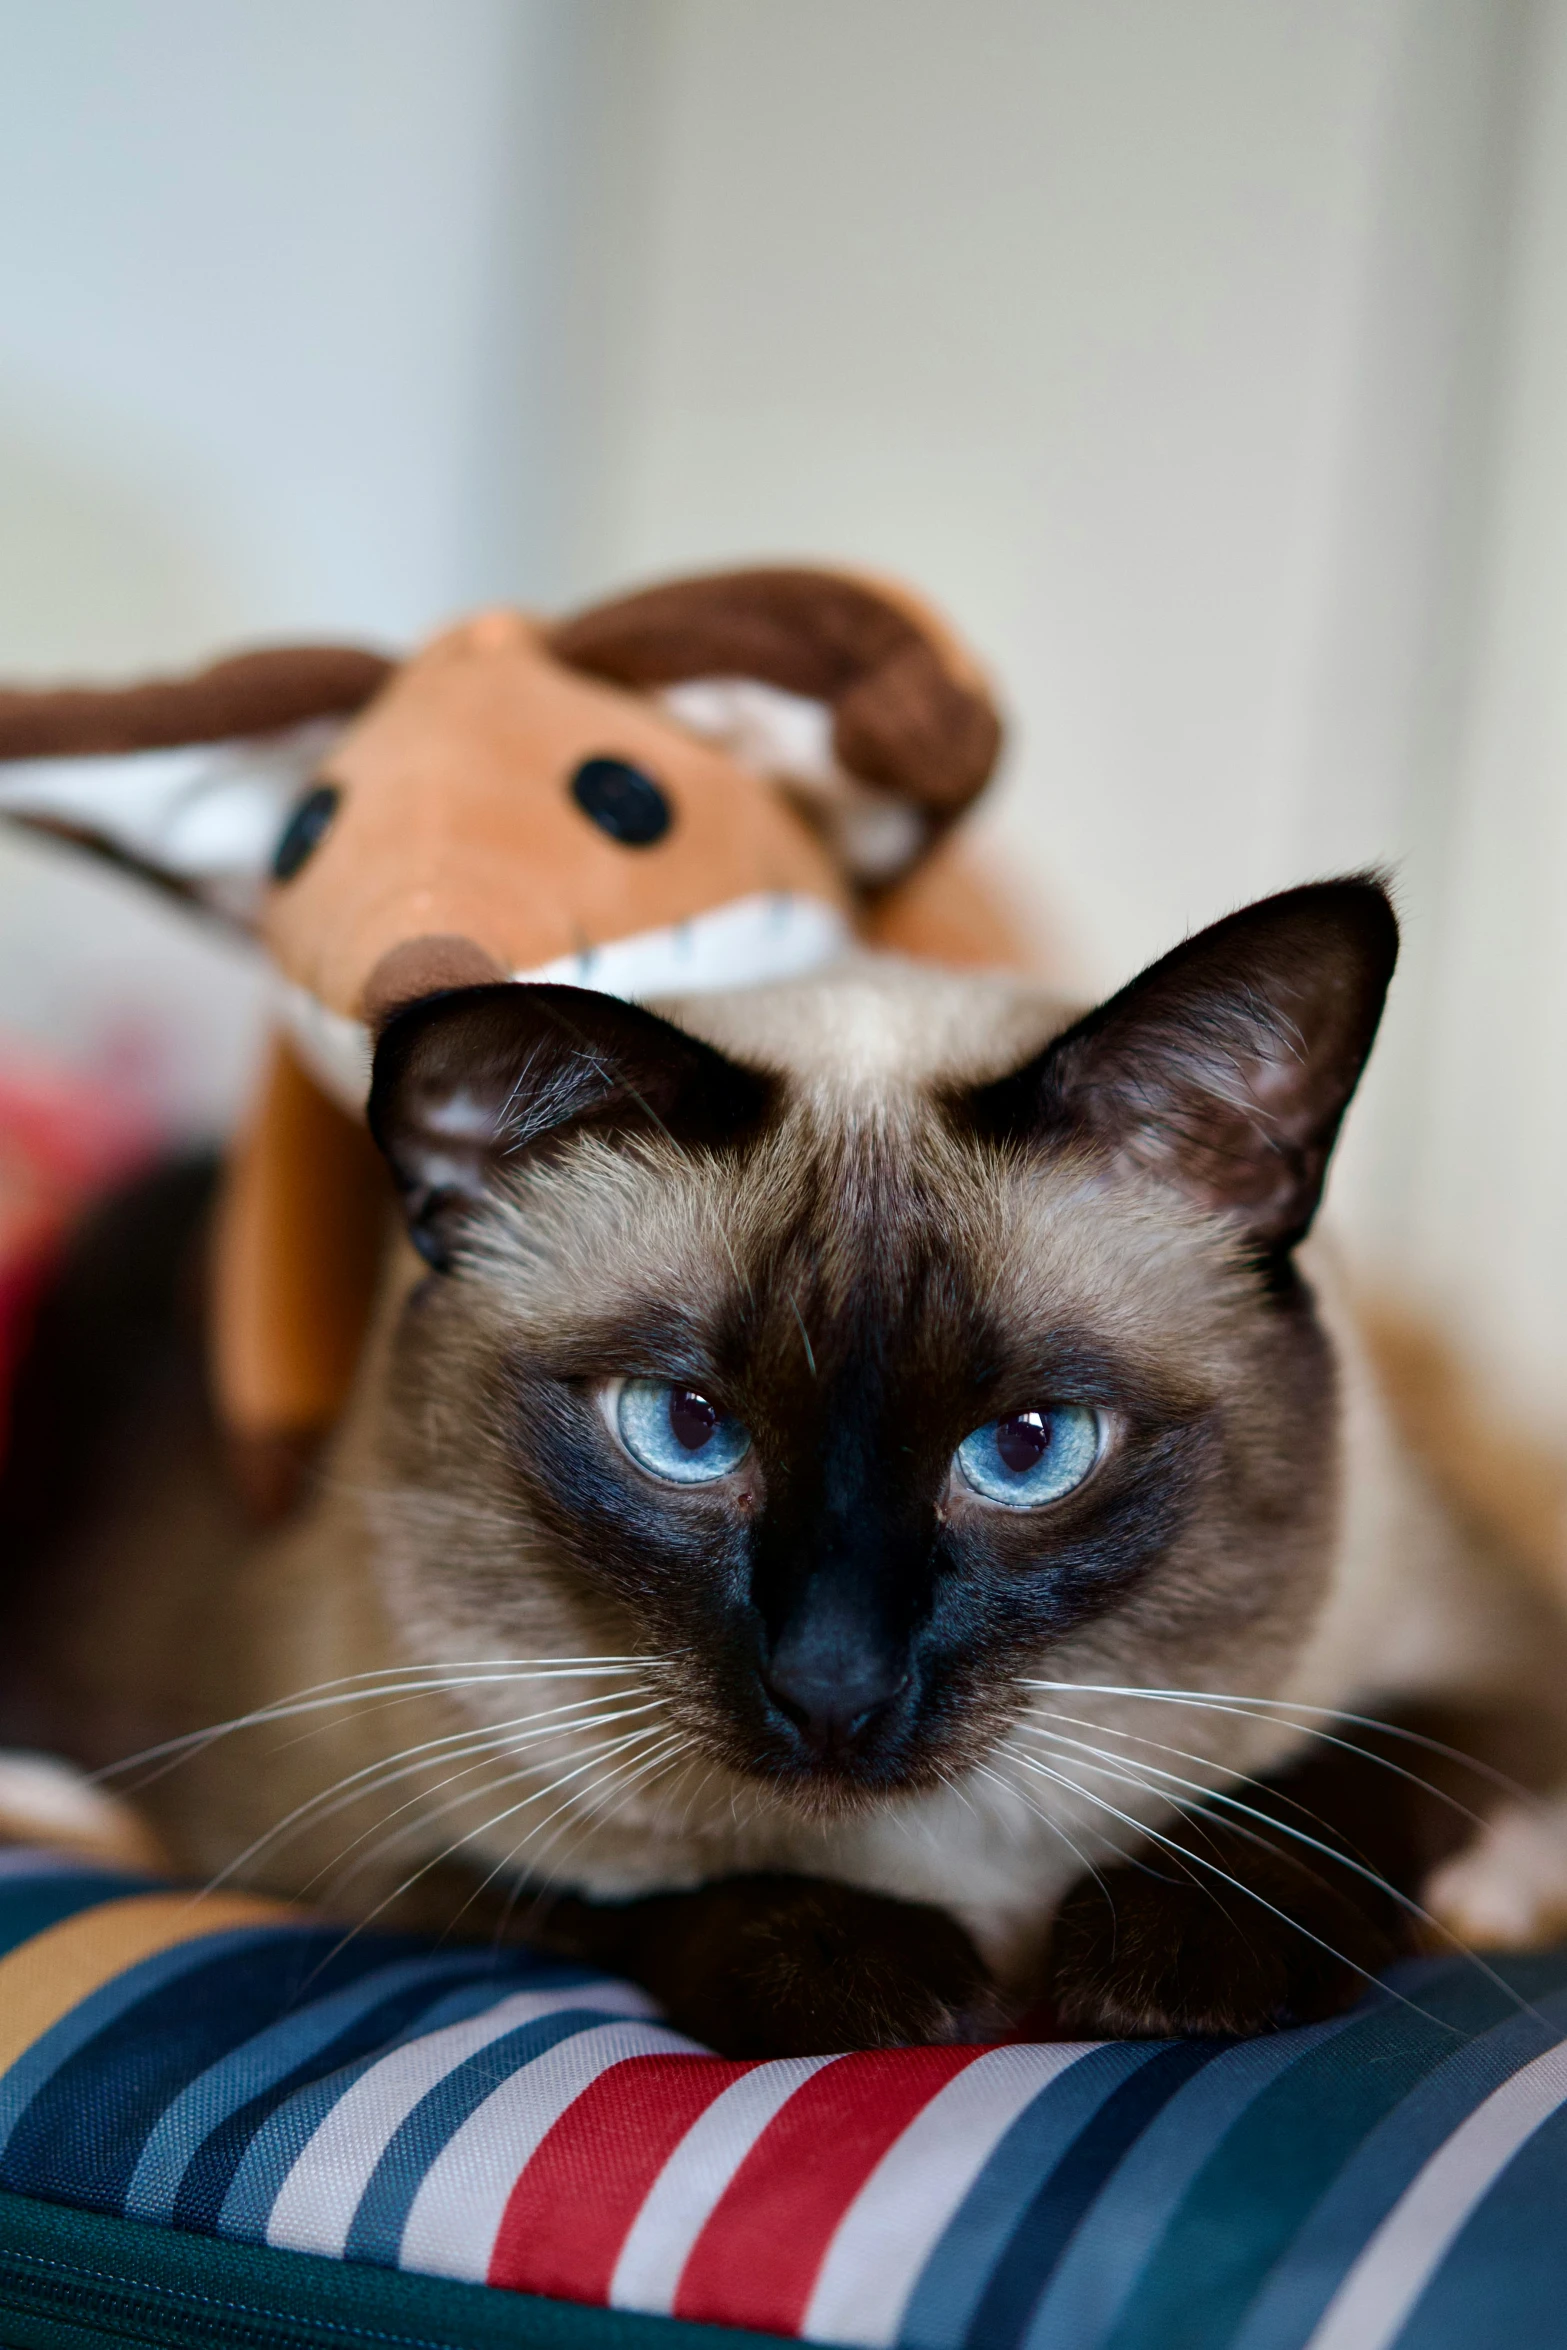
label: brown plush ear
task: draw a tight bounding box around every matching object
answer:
[967,877,1398,1254]
[368,982,773,1268]
[549,567,1001,831]
[0,645,391,758]
[0,644,391,923]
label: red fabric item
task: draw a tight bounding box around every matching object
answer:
[0,1047,156,1457]
[673,2046,984,2334]
[487,2053,753,2300]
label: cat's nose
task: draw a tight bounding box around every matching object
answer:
[762,1613,910,1758]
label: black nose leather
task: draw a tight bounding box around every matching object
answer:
[763,1609,910,1757]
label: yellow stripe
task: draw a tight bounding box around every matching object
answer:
[0,1890,297,2071]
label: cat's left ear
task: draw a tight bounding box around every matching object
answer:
[367,983,772,1267]
[968,877,1398,1253]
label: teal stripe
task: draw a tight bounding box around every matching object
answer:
[0,2185,792,2350]
[1231,1959,1567,2350]
[124,1951,493,2224]
[1100,1964,1521,2350]
[1018,2005,1368,2350]
[0,1925,292,2162]
[216,1974,520,2245]
[898,2043,1163,2350]
[1398,2087,1567,2350]
[346,2008,621,2266]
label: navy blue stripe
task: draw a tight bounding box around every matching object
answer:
[901,2045,1166,2350]
[214,1973,586,2245]
[961,2041,1223,2350]
[0,1928,297,2168]
[171,1960,514,2232]
[343,2009,618,2266]
[0,1931,403,2210]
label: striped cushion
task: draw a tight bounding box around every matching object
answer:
[1,1849,1565,2350]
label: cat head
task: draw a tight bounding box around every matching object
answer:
[360,878,1396,1816]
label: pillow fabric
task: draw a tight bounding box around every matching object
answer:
[0,1850,1564,2350]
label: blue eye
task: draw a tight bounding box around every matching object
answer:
[613,1378,752,1485]
[955,1406,1102,1508]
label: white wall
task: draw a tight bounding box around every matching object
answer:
[1405,0,1567,1415]
[594,0,1411,962]
[579,0,1561,1427]
[0,0,594,1126]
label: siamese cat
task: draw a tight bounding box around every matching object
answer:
[4,875,1565,2055]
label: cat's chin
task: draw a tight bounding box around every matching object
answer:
[731,1747,955,1826]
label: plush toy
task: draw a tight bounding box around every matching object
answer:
[0,566,1017,1509]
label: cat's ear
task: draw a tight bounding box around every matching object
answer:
[367,983,772,1267]
[968,877,1398,1253]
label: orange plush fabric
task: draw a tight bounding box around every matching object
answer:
[208,1035,388,1501]
[261,610,850,1025]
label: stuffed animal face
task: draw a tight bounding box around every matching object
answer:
[0,567,1003,1108]
[263,609,851,1103]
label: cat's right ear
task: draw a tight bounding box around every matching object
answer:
[367,983,772,1268]
[966,877,1398,1255]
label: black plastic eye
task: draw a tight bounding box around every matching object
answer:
[570,757,672,847]
[272,783,341,882]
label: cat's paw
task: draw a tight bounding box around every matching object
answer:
[1042,1852,1409,2038]
[1424,1798,1567,1948]
[0,1751,167,1871]
[581,1872,995,2058]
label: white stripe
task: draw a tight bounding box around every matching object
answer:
[609,2055,841,2315]
[399,2019,703,2281]
[1306,2038,1567,2350]
[801,2044,1098,2347]
[266,1979,653,2257]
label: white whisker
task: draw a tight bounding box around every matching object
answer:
[970,1757,1114,1909]
[1007,1747,1463,2026]
[1014,1680,1533,1808]
[323,1722,674,1946]
[288,1696,668,1889]
[1016,1719,1544,2023]
[474,1730,696,1922]
[1015,1700,1494,1841]
[1023,1724,1409,1909]
[193,1694,662,1897]
[99,1656,665,1788]
[307,1717,674,1909]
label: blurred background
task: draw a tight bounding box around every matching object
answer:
[0,0,1561,1436]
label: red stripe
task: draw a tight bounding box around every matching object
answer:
[486,2053,753,2300]
[673,2046,984,2335]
